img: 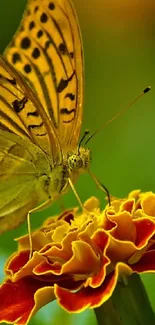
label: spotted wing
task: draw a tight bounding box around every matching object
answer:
[0,56,61,164]
[5,0,84,151]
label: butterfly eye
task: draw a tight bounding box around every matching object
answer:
[68,154,83,170]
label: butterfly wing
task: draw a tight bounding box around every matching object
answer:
[0,56,61,163]
[0,128,44,233]
[0,56,62,232]
[4,0,84,152]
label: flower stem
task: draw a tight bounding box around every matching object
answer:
[94,274,155,325]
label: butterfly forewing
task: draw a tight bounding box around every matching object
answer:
[0,0,86,233]
[5,0,84,152]
[0,56,61,162]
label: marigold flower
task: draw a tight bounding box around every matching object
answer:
[0,191,155,325]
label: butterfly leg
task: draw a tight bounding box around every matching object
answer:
[88,170,111,206]
[68,178,88,213]
[27,198,54,258]
[27,212,33,259]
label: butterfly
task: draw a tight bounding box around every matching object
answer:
[0,0,106,235]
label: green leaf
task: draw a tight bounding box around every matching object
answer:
[95,274,155,325]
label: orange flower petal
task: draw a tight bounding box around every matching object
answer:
[55,263,132,312]
[6,251,47,282]
[141,193,155,216]
[1,192,155,323]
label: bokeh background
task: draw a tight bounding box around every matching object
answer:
[0,0,155,324]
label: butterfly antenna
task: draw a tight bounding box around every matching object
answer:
[78,129,90,153]
[84,86,151,146]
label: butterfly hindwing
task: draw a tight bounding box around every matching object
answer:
[5,0,84,151]
[0,128,44,233]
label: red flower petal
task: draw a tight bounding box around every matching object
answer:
[131,250,155,273]
[0,277,55,325]
[6,251,29,276]
[134,218,155,247]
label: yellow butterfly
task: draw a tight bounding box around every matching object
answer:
[0,0,106,235]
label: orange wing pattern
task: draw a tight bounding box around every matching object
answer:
[5,0,84,152]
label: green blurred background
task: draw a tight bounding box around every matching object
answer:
[0,0,155,324]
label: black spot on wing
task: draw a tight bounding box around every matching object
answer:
[45,40,51,50]
[29,21,35,30]
[24,64,32,74]
[12,52,21,64]
[28,122,44,130]
[27,110,39,117]
[40,13,48,23]
[60,108,75,115]
[37,30,43,38]
[59,43,66,55]
[12,97,28,113]
[70,52,74,59]
[57,71,75,93]
[0,74,16,85]
[8,78,16,85]
[28,121,47,137]
[20,37,31,49]
[60,108,76,124]
[63,117,75,124]
[32,47,40,59]
[34,5,39,13]
[65,93,75,101]
[48,2,55,10]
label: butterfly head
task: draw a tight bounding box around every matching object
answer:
[67,147,91,173]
